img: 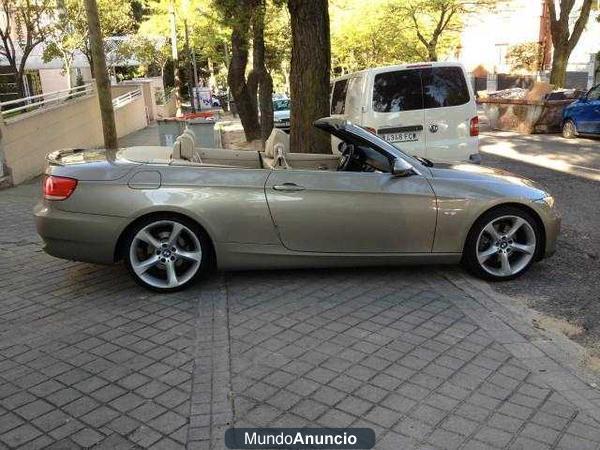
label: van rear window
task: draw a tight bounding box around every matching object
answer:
[422,67,470,108]
[372,70,422,113]
[331,79,349,115]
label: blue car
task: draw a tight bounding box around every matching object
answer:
[562,84,600,138]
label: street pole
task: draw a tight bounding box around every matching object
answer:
[169,1,182,117]
[83,0,117,149]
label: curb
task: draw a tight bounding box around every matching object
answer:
[438,268,600,424]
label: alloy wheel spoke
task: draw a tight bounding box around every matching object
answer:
[499,252,512,275]
[133,255,159,274]
[177,249,202,263]
[137,230,161,249]
[506,218,525,238]
[477,246,497,263]
[165,260,179,287]
[168,223,184,246]
[484,223,500,240]
[512,243,534,254]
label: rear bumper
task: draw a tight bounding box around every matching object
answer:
[34,202,126,264]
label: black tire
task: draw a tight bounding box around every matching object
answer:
[124,215,212,292]
[462,206,542,281]
[562,119,577,139]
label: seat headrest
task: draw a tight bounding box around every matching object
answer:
[265,128,290,158]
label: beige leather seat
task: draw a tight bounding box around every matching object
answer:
[172,131,202,163]
[263,129,290,169]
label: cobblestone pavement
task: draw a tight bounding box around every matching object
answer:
[2,175,600,449]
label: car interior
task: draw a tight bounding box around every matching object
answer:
[164,127,392,173]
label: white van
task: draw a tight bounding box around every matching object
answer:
[330,62,480,163]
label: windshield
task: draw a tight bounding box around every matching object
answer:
[273,99,290,111]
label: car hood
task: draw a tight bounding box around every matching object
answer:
[428,162,548,198]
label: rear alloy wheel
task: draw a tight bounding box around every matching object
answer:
[125,217,209,292]
[562,120,577,139]
[463,207,541,281]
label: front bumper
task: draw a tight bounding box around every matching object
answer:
[531,199,561,259]
[34,202,126,264]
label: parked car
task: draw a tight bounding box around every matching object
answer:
[562,84,600,138]
[35,118,559,292]
[273,99,291,131]
[330,62,480,163]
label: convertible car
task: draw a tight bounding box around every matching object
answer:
[34,118,560,292]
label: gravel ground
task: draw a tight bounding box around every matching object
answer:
[479,135,600,352]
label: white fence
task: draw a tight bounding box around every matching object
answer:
[0,84,94,118]
[0,83,149,185]
[112,88,142,109]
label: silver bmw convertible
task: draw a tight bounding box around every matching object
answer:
[34,118,560,292]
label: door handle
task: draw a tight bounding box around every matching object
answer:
[273,183,305,192]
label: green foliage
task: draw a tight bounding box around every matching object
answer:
[330,0,426,74]
[42,0,134,74]
[506,42,542,73]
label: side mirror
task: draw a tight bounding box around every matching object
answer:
[391,158,415,177]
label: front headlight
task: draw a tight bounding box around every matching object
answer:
[535,195,555,208]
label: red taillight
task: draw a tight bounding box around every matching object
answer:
[364,126,377,135]
[43,175,78,201]
[470,116,479,137]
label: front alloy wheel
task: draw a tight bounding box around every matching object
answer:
[125,217,208,291]
[464,207,541,281]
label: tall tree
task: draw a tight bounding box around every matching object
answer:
[288,0,330,153]
[0,0,52,98]
[84,0,117,149]
[224,0,261,141]
[247,0,274,142]
[43,0,88,89]
[394,0,495,62]
[546,0,594,87]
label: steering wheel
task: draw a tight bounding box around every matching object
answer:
[337,142,356,171]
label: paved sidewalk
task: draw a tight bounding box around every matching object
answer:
[1,181,600,449]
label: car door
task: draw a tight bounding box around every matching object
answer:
[577,85,600,134]
[369,68,426,157]
[422,66,477,161]
[264,169,437,253]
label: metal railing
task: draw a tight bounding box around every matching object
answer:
[112,88,142,109]
[0,83,94,118]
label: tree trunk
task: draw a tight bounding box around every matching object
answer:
[546,0,594,89]
[288,0,331,154]
[84,0,117,149]
[251,0,273,143]
[549,44,568,87]
[427,43,438,62]
[227,4,260,142]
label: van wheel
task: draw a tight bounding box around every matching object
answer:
[462,206,541,281]
[125,216,210,292]
[562,120,577,139]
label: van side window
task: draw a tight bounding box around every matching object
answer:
[422,67,470,108]
[331,79,349,115]
[372,70,422,113]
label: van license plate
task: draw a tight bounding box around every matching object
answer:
[381,132,418,143]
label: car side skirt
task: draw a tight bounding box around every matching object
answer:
[215,242,461,271]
